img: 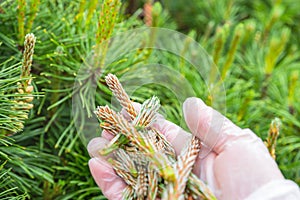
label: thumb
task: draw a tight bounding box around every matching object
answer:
[89,158,126,199]
[183,97,253,154]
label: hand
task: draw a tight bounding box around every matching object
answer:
[182,97,285,199]
[87,102,193,199]
[88,97,284,199]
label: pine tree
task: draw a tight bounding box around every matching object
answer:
[0,0,299,199]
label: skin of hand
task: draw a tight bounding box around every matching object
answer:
[88,97,284,200]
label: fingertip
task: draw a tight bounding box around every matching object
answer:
[183,97,206,109]
[87,137,109,158]
[183,97,212,139]
[183,97,230,153]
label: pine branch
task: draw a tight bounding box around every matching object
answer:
[110,160,137,186]
[105,73,137,120]
[133,96,160,127]
[170,136,201,199]
[152,128,176,158]
[21,33,35,81]
[123,186,135,200]
[94,0,121,68]
[95,105,151,153]
[96,0,121,45]
[187,173,217,200]
[0,34,36,134]
[104,74,175,157]
[136,165,148,198]
[95,105,120,136]
[147,164,158,200]
[114,149,138,179]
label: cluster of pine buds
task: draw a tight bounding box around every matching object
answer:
[94,74,216,200]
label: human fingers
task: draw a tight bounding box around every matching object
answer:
[87,137,127,199]
[213,130,284,199]
[89,158,126,199]
[88,137,111,158]
[183,97,255,154]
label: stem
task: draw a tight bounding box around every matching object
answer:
[17,0,26,45]
[25,0,40,34]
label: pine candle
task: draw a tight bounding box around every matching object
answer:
[94,74,216,200]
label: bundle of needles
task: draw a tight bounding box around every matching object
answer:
[94,74,216,200]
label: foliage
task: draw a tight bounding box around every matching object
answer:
[0,0,299,199]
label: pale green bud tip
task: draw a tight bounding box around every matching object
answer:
[271,118,281,132]
[24,33,36,46]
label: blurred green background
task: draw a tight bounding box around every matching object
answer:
[0,0,299,199]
